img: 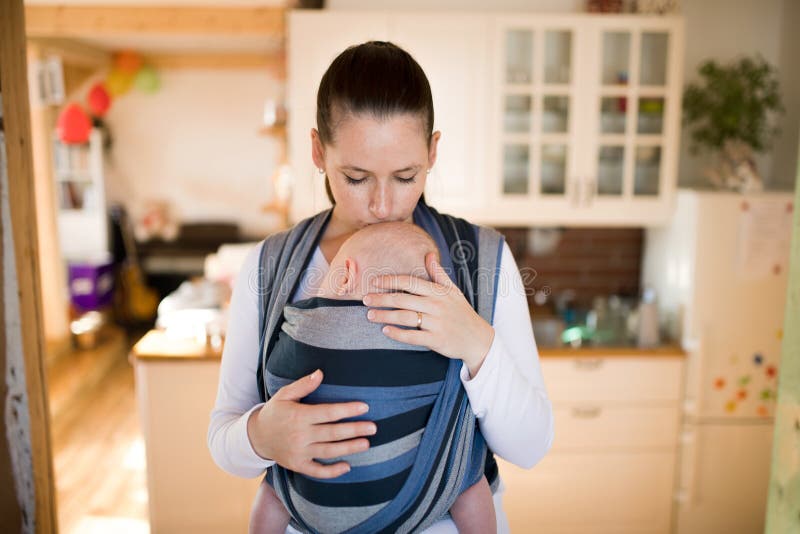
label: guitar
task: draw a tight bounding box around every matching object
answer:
[112,207,159,323]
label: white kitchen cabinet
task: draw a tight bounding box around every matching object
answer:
[288,11,490,222]
[500,354,684,533]
[288,12,392,222]
[499,452,676,534]
[390,14,491,217]
[488,15,684,226]
[288,12,684,226]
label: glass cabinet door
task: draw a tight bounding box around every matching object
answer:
[499,24,575,202]
[593,28,669,201]
[596,30,630,199]
[635,31,669,197]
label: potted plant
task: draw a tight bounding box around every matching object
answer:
[682,55,784,192]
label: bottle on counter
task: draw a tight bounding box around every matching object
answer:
[636,287,660,348]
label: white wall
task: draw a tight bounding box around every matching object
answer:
[679,0,798,190]
[103,69,283,237]
[773,0,800,190]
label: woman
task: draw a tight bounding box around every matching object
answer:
[208,41,554,533]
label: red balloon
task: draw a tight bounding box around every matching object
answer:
[87,83,111,117]
[57,103,92,144]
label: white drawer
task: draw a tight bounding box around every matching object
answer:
[551,403,680,452]
[498,452,675,534]
[542,357,683,403]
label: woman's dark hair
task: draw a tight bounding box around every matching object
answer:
[316,41,434,205]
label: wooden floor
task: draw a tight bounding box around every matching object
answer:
[48,329,150,534]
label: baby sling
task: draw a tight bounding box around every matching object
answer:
[255,199,505,533]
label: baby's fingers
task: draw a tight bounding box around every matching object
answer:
[304,400,370,425]
[311,421,377,443]
[310,438,371,461]
[301,459,351,480]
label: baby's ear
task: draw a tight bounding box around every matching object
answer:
[338,257,359,295]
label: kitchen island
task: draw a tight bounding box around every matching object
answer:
[131,330,259,534]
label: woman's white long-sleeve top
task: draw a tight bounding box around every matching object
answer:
[208,238,554,483]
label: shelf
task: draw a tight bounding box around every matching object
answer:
[55,174,93,183]
[257,124,286,137]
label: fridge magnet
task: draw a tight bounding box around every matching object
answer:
[753,353,763,365]
[776,328,783,340]
[725,400,737,413]
[713,377,726,389]
[760,389,774,401]
[756,405,769,417]
[736,389,748,400]
[738,375,751,386]
[766,365,777,379]
[773,264,781,275]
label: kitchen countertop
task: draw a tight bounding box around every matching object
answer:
[538,344,686,358]
[131,329,222,361]
[132,329,687,362]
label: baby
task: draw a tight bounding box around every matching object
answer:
[250,221,496,534]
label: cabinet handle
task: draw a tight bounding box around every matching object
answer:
[574,358,604,370]
[571,406,602,419]
[676,429,698,503]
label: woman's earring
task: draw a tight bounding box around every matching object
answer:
[426,169,431,174]
[318,168,325,174]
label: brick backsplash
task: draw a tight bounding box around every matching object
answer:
[494,227,644,310]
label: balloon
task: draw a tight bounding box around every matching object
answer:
[114,50,143,74]
[106,69,134,97]
[134,65,160,93]
[87,82,111,117]
[57,103,92,144]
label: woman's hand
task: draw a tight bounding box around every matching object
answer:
[363,252,495,377]
[247,369,377,478]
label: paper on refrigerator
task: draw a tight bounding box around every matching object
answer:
[736,198,794,279]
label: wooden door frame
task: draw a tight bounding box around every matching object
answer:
[0,0,58,531]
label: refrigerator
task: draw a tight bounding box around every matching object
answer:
[642,190,794,534]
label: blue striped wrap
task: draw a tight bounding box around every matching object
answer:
[255,200,505,533]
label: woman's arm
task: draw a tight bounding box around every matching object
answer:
[364,240,554,470]
[459,241,554,469]
[207,244,277,478]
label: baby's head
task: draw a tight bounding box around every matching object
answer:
[318,222,439,300]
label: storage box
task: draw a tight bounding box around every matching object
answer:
[68,259,114,311]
